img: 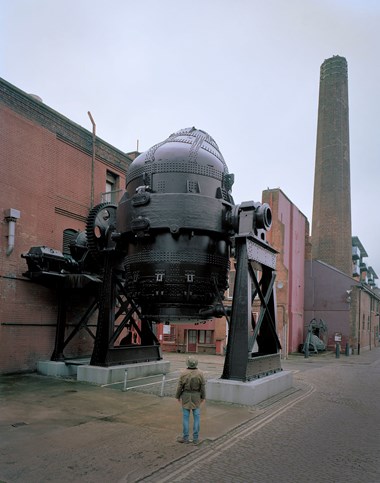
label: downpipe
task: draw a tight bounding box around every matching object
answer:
[4,209,21,256]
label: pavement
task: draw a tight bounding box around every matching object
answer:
[1,349,380,482]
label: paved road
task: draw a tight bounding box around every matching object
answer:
[1,349,380,483]
[141,350,380,483]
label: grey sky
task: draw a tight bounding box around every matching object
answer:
[2,0,379,277]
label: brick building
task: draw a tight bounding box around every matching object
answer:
[261,191,379,356]
[304,256,379,352]
[262,188,309,355]
[156,318,227,355]
[0,78,132,374]
[306,55,379,352]
[350,238,379,351]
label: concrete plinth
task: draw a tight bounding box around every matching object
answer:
[77,360,170,385]
[37,360,79,378]
[206,370,293,406]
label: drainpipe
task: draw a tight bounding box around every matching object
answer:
[358,286,361,355]
[88,111,96,208]
[277,303,287,358]
[4,208,21,256]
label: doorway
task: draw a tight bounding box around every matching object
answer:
[188,330,197,352]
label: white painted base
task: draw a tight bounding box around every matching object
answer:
[76,360,170,385]
[206,371,293,406]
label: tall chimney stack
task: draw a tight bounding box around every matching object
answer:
[311,55,352,276]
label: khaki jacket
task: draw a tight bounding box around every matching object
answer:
[175,368,206,409]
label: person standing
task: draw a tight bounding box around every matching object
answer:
[175,356,206,445]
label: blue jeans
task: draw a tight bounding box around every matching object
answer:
[182,407,200,441]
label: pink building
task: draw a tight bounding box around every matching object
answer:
[262,189,309,355]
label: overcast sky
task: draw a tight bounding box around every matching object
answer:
[2,0,380,277]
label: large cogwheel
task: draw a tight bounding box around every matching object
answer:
[86,202,118,258]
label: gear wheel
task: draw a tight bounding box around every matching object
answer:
[86,202,117,257]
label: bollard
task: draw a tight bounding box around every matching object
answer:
[123,370,128,391]
[345,342,349,356]
[335,343,340,358]
[304,343,309,359]
[160,373,166,397]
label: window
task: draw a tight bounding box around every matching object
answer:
[103,171,120,203]
[163,325,176,342]
[199,330,213,344]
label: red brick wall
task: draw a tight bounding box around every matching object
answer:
[0,80,130,373]
[311,56,352,276]
[157,318,227,355]
[349,286,379,352]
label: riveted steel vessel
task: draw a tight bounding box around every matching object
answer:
[115,127,235,322]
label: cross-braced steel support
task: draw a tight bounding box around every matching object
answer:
[51,292,98,361]
[222,234,281,381]
[90,251,162,366]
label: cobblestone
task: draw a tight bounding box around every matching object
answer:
[1,349,379,482]
[141,350,380,483]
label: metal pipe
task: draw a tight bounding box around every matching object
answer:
[6,218,16,256]
[4,208,20,256]
[160,373,166,397]
[358,287,361,355]
[335,342,340,358]
[345,342,350,356]
[276,304,287,359]
[88,111,96,208]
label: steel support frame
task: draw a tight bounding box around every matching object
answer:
[51,290,98,362]
[90,251,162,367]
[222,234,281,381]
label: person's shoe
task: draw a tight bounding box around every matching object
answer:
[192,439,200,445]
[177,437,189,444]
